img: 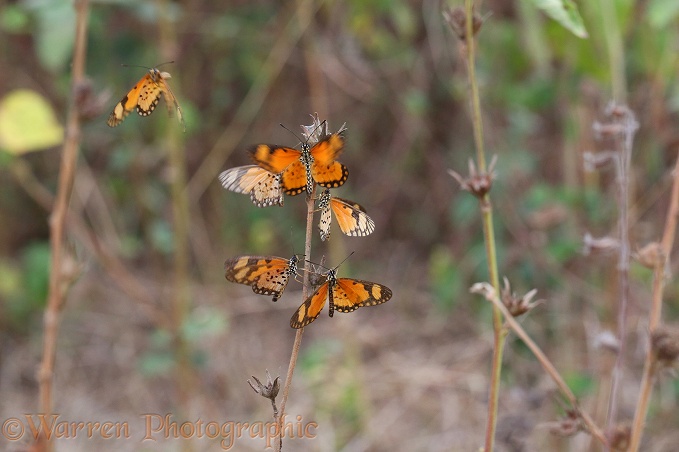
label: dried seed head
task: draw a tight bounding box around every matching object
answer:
[470,281,496,301]
[500,277,543,317]
[301,113,346,145]
[651,326,679,367]
[634,242,665,269]
[606,423,631,452]
[583,151,617,172]
[448,155,497,198]
[248,370,280,401]
[442,6,483,41]
[74,78,110,122]
[582,232,620,256]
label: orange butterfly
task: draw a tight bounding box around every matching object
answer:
[219,165,284,208]
[249,132,349,196]
[290,266,392,328]
[318,188,375,241]
[225,255,301,302]
[107,66,185,131]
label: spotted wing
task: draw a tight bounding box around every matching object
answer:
[332,278,392,312]
[157,72,186,132]
[279,160,308,195]
[311,161,349,189]
[219,165,284,207]
[330,196,375,238]
[107,73,154,127]
[309,133,345,165]
[290,282,329,329]
[224,255,296,302]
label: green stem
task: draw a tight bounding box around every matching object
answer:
[462,1,504,450]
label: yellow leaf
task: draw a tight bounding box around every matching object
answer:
[0,89,64,155]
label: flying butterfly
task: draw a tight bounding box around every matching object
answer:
[225,255,301,302]
[219,165,284,208]
[249,132,349,196]
[107,64,185,131]
[317,188,375,241]
[290,266,392,329]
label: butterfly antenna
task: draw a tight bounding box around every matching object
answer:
[121,63,151,70]
[279,123,305,146]
[333,251,355,271]
[155,60,175,68]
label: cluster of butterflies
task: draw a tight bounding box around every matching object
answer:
[225,254,392,328]
[219,130,375,241]
[106,64,392,328]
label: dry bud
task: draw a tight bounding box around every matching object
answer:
[74,78,110,122]
[651,326,679,367]
[442,6,483,41]
[500,277,543,317]
[634,242,665,269]
[301,113,346,145]
[606,423,631,452]
[448,155,497,198]
[546,409,584,437]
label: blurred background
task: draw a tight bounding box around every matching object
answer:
[1,0,679,450]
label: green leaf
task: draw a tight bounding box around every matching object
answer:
[0,89,63,155]
[530,0,589,38]
[24,0,76,71]
[646,0,679,28]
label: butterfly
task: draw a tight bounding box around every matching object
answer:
[219,165,284,208]
[317,188,375,241]
[224,255,301,302]
[107,66,185,131]
[290,266,392,328]
[249,132,349,196]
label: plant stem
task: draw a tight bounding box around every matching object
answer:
[276,185,316,451]
[628,154,679,451]
[600,0,627,104]
[461,1,504,450]
[38,1,89,450]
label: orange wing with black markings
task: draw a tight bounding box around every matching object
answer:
[225,255,300,302]
[249,133,348,196]
[219,165,284,208]
[107,67,185,131]
[318,189,375,241]
[290,268,392,328]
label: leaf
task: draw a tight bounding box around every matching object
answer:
[646,0,679,28]
[530,0,589,38]
[0,89,64,155]
[24,0,76,71]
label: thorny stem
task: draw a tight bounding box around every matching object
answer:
[606,107,636,434]
[276,185,316,451]
[461,1,504,450]
[38,2,89,450]
[481,289,609,447]
[628,154,679,451]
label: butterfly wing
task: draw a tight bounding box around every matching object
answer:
[219,165,284,207]
[330,196,375,238]
[290,282,329,329]
[157,71,186,132]
[312,162,349,189]
[332,278,393,312]
[107,73,153,127]
[224,255,296,301]
[250,145,301,173]
[280,160,308,195]
[309,133,345,165]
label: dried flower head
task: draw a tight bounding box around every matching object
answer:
[500,277,543,317]
[74,78,110,122]
[248,370,280,401]
[606,423,631,452]
[634,242,665,270]
[300,113,346,146]
[442,6,483,41]
[448,155,497,198]
[651,326,679,368]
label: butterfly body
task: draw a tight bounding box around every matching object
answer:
[250,133,349,195]
[290,267,392,328]
[318,189,375,241]
[224,255,300,301]
[219,165,284,207]
[107,67,185,131]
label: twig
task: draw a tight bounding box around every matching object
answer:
[276,184,316,452]
[628,153,679,451]
[38,1,89,450]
